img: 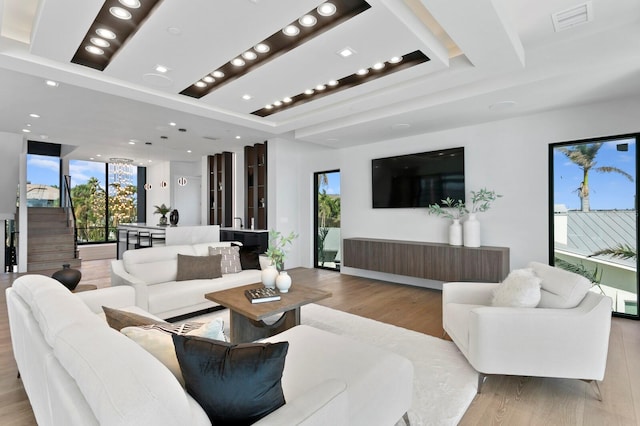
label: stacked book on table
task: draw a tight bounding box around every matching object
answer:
[245,287,281,304]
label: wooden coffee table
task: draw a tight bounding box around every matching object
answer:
[205,283,331,343]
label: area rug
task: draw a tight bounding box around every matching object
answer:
[190,304,478,426]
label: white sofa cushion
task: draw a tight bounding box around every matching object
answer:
[123,245,196,285]
[492,268,541,308]
[529,261,592,308]
[54,322,192,426]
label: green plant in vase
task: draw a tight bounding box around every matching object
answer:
[265,230,298,271]
[153,203,171,226]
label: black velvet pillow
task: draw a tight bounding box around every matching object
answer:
[172,334,288,425]
[231,243,262,270]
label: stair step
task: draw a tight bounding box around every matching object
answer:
[28,234,75,244]
[29,219,69,227]
[28,258,81,273]
[28,207,66,214]
[28,228,74,237]
[29,251,79,262]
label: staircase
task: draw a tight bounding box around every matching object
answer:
[27,207,81,273]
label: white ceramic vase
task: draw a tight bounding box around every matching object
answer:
[449,219,462,246]
[276,271,292,293]
[261,265,278,289]
[463,213,481,247]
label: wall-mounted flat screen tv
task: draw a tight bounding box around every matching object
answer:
[372,147,465,208]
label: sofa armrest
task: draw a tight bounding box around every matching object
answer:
[75,286,136,314]
[253,380,348,426]
[110,260,150,311]
[468,292,612,379]
[443,282,498,306]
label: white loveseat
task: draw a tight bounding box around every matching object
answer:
[443,261,613,397]
[7,274,414,426]
[111,241,262,319]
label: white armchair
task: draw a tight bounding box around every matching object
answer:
[443,263,613,400]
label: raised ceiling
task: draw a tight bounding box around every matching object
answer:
[0,0,639,165]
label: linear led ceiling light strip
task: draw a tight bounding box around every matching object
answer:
[71,0,163,71]
[252,50,429,117]
[180,0,371,99]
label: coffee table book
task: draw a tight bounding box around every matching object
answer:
[245,287,281,304]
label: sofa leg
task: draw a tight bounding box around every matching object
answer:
[580,379,603,401]
[17,370,20,379]
[402,412,410,425]
[477,373,487,394]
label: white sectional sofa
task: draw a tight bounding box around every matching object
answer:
[7,274,414,426]
[111,241,262,319]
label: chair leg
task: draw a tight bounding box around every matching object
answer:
[477,373,487,394]
[402,412,410,425]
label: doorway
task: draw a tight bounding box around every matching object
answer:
[314,170,341,271]
[550,134,638,318]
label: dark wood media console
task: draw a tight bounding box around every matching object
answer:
[343,238,509,283]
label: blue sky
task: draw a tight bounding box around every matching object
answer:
[320,171,340,195]
[27,156,131,189]
[553,138,636,210]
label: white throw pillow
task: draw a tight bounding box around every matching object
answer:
[492,268,542,308]
[528,261,592,308]
[121,318,226,386]
[208,245,242,274]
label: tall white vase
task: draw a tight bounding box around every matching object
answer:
[449,219,462,246]
[261,265,278,289]
[463,213,481,247]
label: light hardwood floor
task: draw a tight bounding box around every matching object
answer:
[1,260,639,425]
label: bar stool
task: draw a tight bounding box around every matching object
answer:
[136,231,152,249]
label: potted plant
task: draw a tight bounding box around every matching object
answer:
[427,197,466,246]
[264,230,298,293]
[153,204,171,226]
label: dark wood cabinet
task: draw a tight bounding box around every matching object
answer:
[220,229,269,254]
[208,152,233,227]
[343,238,509,283]
[244,141,267,230]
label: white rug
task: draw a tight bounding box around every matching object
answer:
[190,304,478,426]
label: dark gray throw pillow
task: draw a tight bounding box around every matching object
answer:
[176,253,222,281]
[172,334,288,425]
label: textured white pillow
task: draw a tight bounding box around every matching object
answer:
[492,268,542,308]
[121,318,226,386]
[208,245,242,274]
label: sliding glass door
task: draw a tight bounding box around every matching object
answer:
[314,170,341,271]
[550,134,638,317]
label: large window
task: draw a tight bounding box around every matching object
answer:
[314,170,341,270]
[26,154,60,207]
[70,160,139,244]
[550,135,638,318]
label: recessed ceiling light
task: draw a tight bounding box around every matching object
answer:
[26,123,31,127]
[169,122,176,126]
[231,58,245,66]
[254,43,270,53]
[299,15,317,27]
[96,154,102,157]
[328,80,338,86]
[315,84,326,91]
[372,62,385,70]
[304,89,314,95]
[96,28,116,39]
[129,141,136,145]
[195,81,207,87]
[389,56,402,64]
[40,134,48,139]
[242,51,257,60]
[85,45,104,55]
[265,104,273,109]
[212,70,225,78]
[488,100,517,110]
[356,68,369,75]
[148,159,152,163]
[203,75,215,83]
[29,113,40,118]
[155,64,169,73]
[46,80,58,86]
[283,97,292,103]
[166,27,182,35]
[235,136,241,139]
[90,157,95,160]
[119,0,141,8]
[317,2,337,16]
[242,94,252,100]
[109,6,132,20]
[274,100,282,106]
[283,25,300,36]
[90,37,110,48]
[337,47,355,58]
[187,150,192,153]
[21,129,31,133]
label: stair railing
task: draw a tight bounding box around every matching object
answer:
[62,175,79,259]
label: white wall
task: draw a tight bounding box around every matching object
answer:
[0,132,23,220]
[287,96,640,287]
[145,161,171,225]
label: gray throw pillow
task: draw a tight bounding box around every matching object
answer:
[102,306,165,331]
[176,253,222,281]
